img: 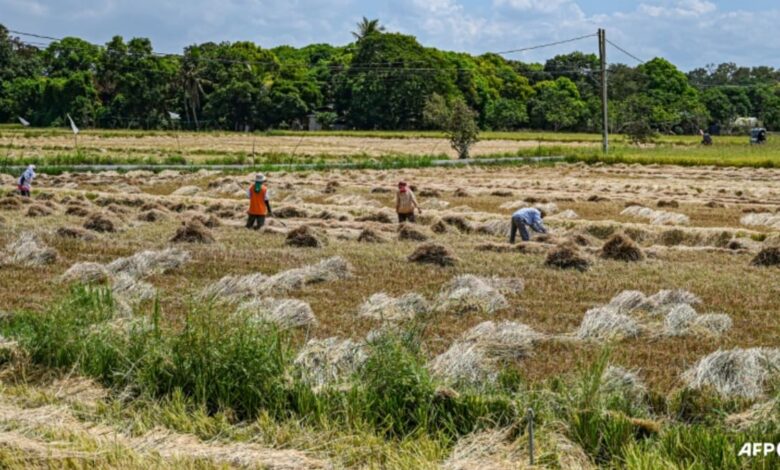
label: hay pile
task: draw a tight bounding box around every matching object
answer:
[106,248,191,279]
[600,234,644,262]
[137,209,167,222]
[274,206,309,219]
[55,226,96,241]
[112,273,156,305]
[185,212,221,228]
[236,298,317,329]
[61,249,190,312]
[408,243,457,266]
[285,225,327,248]
[65,205,91,217]
[442,215,473,233]
[294,337,367,388]
[621,205,690,226]
[171,185,200,196]
[580,289,729,339]
[430,218,449,234]
[741,212,780,230]
[61,262,111,284]
[358,293,429,322]
[550,209,579,220]
[356,228,386,243]
[429,321,541,386]
[751,247,780,267]
[435,275,522,315]
[170,220,215,244]
[355,210,394,224]
[202,256,352,300]
[26,204,53,217]
[0,233,58,267]
[663,304,731,337]
[682,348,780,399]
[545,244,591,272]
[575,307,642,341]
[476,219,510,237]
[83,212,118,233]
[0,197,22,210]
[475,243,529,253]
[398,223,428,241]
[600,366,647,405]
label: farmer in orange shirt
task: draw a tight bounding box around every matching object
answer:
[246,173,273,230]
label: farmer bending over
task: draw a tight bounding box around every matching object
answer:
[396,181,421,223]
[246,173,273,230]
[509,207,547,243]
[17,164,36,197]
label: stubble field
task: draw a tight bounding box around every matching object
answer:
[1,158,779,468]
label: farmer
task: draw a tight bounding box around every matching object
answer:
[395,181,421,223]
[509,207,547,243]
[17,164,36,197]
[246,173,273,230]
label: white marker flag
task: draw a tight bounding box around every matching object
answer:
[67,114,79,134]
[18,116,30,127]
[168,111,181,120]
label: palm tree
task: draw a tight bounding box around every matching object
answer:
[180,60,208,131]
[351,17,385,41]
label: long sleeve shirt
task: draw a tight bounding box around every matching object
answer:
[512,207,547,233]
[19,167,35,188]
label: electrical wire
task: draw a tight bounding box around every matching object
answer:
[495,33,597,55]
[605,39,645,64]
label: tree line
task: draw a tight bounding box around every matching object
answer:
[2,21,780,134]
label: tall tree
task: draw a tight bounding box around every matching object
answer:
[352,17,385,41]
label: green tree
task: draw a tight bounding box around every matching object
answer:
[424,94,479,159]
[340,33,450,129]
[484,98,527,130]
[352,17,385,41]
[529,77,585,131]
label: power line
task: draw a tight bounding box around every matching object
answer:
[13,36,601,79]
[11,28,601,72]
[605,39,645,64]
[495,33,597,55]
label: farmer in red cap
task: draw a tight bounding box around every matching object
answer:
[395,181,421,223]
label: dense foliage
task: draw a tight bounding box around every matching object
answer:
[2,23,779,133]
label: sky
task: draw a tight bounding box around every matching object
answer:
[2,0,779,70]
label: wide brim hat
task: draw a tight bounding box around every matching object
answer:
[254,173,266,183]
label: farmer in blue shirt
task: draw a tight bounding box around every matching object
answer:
[509,207,547,243]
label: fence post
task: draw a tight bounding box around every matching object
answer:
[527,407,535,465]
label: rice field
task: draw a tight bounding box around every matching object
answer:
[1,159,779,468]
[3,126,780,168]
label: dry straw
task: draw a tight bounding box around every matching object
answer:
[683,348,780,399]
[358,292,430,322]
[294,337,367,388]
[1,232,57,267]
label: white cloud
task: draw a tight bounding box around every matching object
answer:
[639,0,716,18]
[3,0,780,69]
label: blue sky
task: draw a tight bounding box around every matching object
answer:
[2,0,778,70]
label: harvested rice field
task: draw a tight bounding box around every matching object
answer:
[0,130,595,162]
[1,161,780,468]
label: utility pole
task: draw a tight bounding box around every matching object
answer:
[598,28,609,154]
